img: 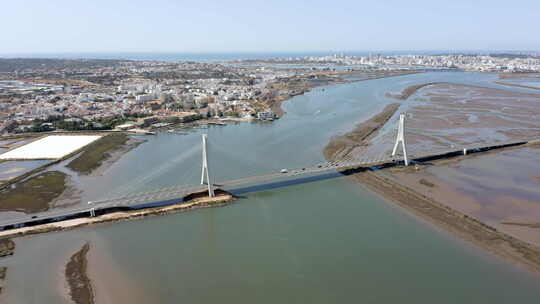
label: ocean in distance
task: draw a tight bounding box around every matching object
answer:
[0,50,501,62]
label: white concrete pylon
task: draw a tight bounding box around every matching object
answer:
[392,114,409,166]
[200,134,215,197]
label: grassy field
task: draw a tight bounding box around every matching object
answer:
[0,171,66,213]
[67,133,129,174]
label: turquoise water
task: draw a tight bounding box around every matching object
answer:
[3,71,540,303]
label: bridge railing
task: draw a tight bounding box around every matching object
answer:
[0,136,535,230]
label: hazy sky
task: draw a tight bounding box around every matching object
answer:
[2,0,539,54]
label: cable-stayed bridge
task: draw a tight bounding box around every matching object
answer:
[0,115,537,230]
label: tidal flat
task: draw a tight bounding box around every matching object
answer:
[3,71,540,303]
[347,81,540,273]
[384,145,540,248]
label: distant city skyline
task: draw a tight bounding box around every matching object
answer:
[2,0,540,54]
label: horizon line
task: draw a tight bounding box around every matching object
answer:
[1,49,539,56]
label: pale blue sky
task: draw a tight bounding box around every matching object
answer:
[1,0,539,54]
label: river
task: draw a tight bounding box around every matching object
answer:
[2,71,540,303]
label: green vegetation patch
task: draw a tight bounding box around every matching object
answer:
[0,239,15,257]
[0,171,67,213]
[67,133,129,174]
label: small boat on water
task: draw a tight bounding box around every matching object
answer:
[208,121,227,126]
[129,129,156,135]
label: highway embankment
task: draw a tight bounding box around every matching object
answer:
[0,189,235,239]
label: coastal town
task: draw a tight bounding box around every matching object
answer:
[240,53,540,72]
[5,0,540,302]
[0,59,353,135]
[2,53,540,136]
[2,53,540,303]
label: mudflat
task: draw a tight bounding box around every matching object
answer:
[65,242,94,304]
[384,145,540,248]
[403,83,540,150]
[355,170,540,273]
[327,82,540,273]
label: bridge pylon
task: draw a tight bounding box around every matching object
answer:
[200,134,215,197]
[392,114,409,166]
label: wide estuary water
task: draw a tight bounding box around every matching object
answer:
[3,72,540,303]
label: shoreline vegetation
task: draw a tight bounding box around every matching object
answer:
[0,132,121,191]
[65,242,94,304]
[322,86,540,273]
[0,171,67,213]
[324,103,400,161]
[0,132,143,214]
[66,133,140,175]
[0,238,15,294]
[0,239,14,257]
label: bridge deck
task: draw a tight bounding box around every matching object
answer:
[0,138,532,230]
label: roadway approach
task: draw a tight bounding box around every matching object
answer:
[0,115,537,230]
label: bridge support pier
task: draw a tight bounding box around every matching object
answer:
[392,114,409,166]
[200,134,215,197]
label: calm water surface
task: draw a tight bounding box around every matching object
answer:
[3,72,540,303]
